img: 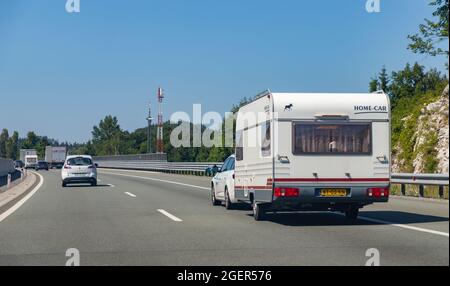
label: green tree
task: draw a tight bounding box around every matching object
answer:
[369,66,390,93]
[81,112,236,162]
[70,140,97,156]
[231,97,252,113]
[92,115,125,155]
[6,131,19,160]
[36,136,49,158]
[408,0,449,58]
[207,146,229,162]
[128,128,147,154]
[369,79,379,93]
[22,132,39,150]
[196,146,210,162]
[379,66,390,92]
[388,63,447,104]
[0,129,9,158]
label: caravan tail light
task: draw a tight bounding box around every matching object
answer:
[274,187,300,197]
[367,187,389,198]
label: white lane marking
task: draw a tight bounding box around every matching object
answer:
[101,171,209,191]
[0,172,44,223]
[335,213,449,238]
[100,168,158,174]
[358,215,449,237]
[124,192,136,198]
[107,184,115,188]
[158,209,183,222]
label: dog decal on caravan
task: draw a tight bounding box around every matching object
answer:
[284,104,293,111]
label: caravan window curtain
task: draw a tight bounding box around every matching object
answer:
[293,123,372,155]
[235,130,244,161]
[261,122,271,157]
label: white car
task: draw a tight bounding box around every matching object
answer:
[61,155,98,187]
[211,154,237,209]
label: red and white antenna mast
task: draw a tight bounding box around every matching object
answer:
[156,87,164,154]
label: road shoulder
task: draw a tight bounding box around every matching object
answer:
[0,172,39,219]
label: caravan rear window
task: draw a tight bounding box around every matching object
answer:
[293,123,372,155]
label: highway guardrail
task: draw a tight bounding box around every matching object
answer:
[94,153,168,162]
[391,173,449,198]
[96,160,223,176]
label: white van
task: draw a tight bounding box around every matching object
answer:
[233,90,390,220]
[24,155,38,169]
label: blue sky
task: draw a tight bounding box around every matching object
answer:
[0,0,447,143]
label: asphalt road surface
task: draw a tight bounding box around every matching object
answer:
[0,169,448,266]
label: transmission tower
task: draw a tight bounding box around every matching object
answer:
[146,100,153,154]
[156,87,164,154]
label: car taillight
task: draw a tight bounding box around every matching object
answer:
[274,187,300,197]
[367,187,389,198]
[64,165,71,169]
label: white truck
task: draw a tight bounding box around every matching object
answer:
[20,149,37,162]
[20,149,38,169]
[45,146,67,169]
[213,90,391,221]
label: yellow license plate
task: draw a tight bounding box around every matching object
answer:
[320,189,348,197]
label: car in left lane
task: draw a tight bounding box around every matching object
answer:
[35,161,49,171]
[14,160,25,169]
[61,155,98,187]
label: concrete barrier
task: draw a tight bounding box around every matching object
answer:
[0,158,14,177]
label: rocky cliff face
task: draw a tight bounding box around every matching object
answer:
[392,85,449,174]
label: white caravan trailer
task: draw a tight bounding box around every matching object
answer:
[24,154,38,169]
[234,90,390,220]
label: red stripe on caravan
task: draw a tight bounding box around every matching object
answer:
[273,178,390,183]
[235,186,272,190]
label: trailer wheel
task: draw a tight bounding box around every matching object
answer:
[211,185,221,206]
[224,188,233,210]
[345,207,359,220]
[253,202,267,221]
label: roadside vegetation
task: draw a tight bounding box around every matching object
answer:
[370,64,448,172]
[369,0,448,173]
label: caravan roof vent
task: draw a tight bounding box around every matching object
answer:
[314,114,349,121]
